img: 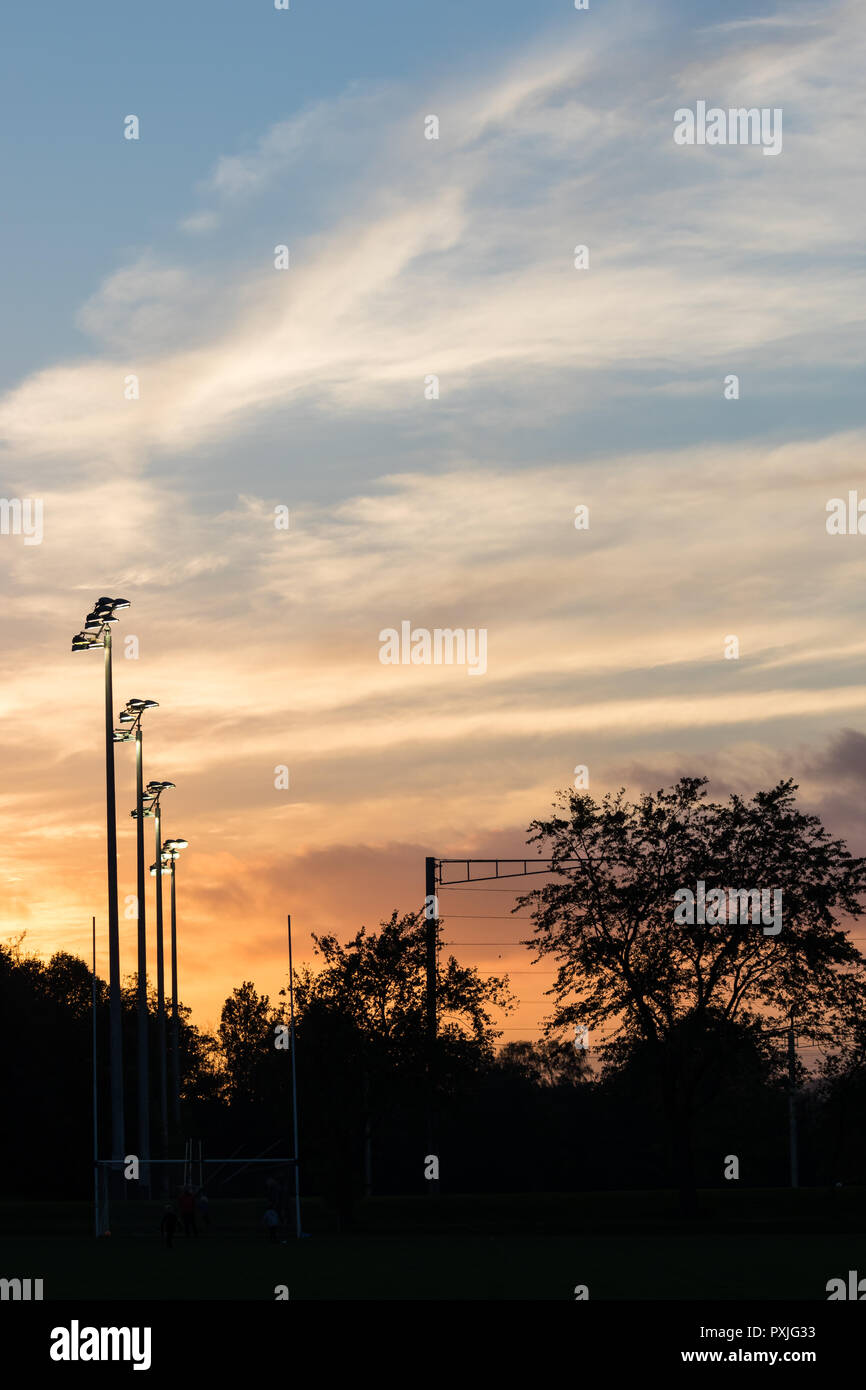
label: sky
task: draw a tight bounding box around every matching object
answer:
[1,0,865,1049]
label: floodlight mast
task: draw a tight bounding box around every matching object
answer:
[141,779,175,1182]
[71,596,130,1191]
[163,838,189,1134]
[116,697,159,1198]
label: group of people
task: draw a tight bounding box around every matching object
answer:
[160,1185,209,1248]
[159,1175,289,1247]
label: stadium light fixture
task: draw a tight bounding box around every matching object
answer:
[70,595,132,1182]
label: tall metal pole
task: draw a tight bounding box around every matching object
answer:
[154,805,168,1174]
[424,857,439,1195]
[788,1012,799,1189]
[425,857,437,1042]
[170,857,181,1134]
[103,627,124,1186]
[287,915,302,1239]
[91,915,100,1237]
[134,725,150,1195]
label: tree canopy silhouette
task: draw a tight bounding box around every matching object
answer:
[520,777,866,1207]
[294,909,514,1056]
[290,910,514,1220]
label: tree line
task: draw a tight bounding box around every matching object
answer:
[3,777,865,1221]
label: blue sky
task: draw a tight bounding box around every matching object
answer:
[0,0,777,387]
[0,0,553,382]
[1,0,858,516]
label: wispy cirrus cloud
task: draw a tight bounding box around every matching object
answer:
[1,0,863,476]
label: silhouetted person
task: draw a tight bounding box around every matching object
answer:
[160,1204,178,1250]
[179,1185,197,1237]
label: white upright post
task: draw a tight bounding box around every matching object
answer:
[288,915,303,1239]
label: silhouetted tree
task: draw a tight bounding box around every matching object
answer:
[499,1038,592,1087]
[521,777,866,1212]
[218,981,278,1108]
[292,910,514,1218]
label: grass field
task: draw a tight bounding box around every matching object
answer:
[2,1190,865,1299]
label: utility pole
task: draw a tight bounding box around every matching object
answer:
[421,853,651,1201]
[424,857,439,1195]
[425,857,437,1042]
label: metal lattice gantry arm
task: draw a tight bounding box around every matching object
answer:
[423,852,595,1185]
[425,854,597,1036]
[435,857,593,885]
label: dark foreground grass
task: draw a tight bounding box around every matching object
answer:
[2,1190,864,1299]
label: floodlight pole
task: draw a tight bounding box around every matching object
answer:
[169,854,181,1134]
[154,803,169,1173]
[91,915,100,1238]
[134,723,151,1195]
[103,627,125,1185]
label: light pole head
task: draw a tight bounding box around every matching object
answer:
[145,782,175,816]
[76,596,130,647]
[116,698,159,738]
[143,780,175,820]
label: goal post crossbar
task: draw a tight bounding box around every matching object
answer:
[94,1158,296,1166]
